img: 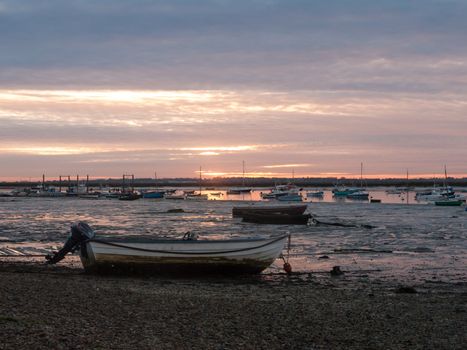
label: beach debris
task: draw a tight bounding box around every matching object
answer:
[394,286,417,294]
[330,266,344,276]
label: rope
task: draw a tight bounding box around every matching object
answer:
[312,218,375,229]
[279,234,293,274]
[89,234,289,256]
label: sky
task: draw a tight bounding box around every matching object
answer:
[1,0,466,180]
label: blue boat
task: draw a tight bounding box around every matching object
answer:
[346,190,369,200]
[142,190,165,199]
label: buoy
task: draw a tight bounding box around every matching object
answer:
[283,262,292,275]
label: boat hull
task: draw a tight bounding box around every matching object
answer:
[242,213,311,225]
[276,194,303,202]
[80,235,288,275]
[142,191,165,199]
[434,200,464,206]
[232,204,307,217]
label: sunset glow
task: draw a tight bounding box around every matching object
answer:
[1,1,466,180]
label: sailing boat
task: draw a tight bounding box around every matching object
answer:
[346,163,369,200]
[227,161,252,194]
[433,165,465,206]
[186,166,209,200]
[142,172,165,199]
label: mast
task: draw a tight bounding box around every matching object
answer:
[406,169,409,205]
[444,164,447,189]
[360,162,363,188]
[242,160,245,187]
[199,166,202,194]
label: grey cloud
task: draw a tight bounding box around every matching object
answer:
[1,0,467,92]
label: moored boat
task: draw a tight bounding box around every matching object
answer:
[118,192,141,200]
[186,193,209,200]
[434,199,464,206]
[46,222,289,275]
[276,194,303,202]
[226,188,252,195]
[242,212,311,225]
[142,190,165,199]
[79,234,289,274]
[165,192,186,200]
[232,203,307,217]
[306,190,324,197]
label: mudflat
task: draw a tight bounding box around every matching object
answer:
[1,258,466,350]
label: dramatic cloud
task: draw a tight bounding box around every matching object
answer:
[0,1,466,179]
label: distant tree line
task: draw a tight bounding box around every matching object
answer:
[1,176,467,188]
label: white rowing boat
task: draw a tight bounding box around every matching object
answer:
[80,234,289,275]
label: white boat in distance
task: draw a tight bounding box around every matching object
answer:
[80,234,289,275]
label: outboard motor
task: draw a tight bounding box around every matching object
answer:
[45,222,95,264]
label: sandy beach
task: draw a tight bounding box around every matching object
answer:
[1,256,466,350]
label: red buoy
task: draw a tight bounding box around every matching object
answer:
[283,262,292,275]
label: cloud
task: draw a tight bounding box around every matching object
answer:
[0,1,466,178]
[1,1,467,93]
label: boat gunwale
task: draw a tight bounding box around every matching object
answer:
[89,234,288,245]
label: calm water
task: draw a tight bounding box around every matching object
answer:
[1,193,466,285]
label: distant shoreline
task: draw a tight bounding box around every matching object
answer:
[1,176,467,188]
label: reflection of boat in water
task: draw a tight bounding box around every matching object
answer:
[232,203,307,217]
[242,212,311,225]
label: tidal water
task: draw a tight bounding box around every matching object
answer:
[0,193,466,285]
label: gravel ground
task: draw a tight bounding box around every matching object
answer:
[1,258,466,350]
